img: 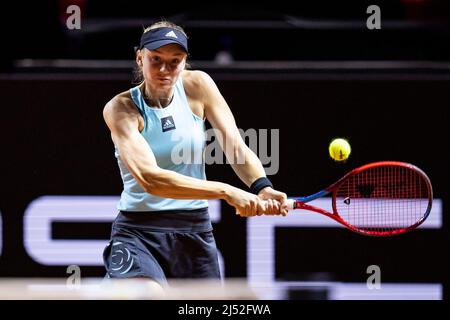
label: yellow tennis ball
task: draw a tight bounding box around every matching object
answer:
[329,138,351,161]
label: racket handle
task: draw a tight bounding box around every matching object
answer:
[285,199,296,210]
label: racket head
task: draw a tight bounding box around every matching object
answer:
[329,161,433,236]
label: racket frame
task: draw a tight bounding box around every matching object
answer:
[288,161,433,236]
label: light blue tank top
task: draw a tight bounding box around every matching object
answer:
[115,77,208,211]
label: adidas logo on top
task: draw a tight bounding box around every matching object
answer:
[165,31,178,39]
[161,116,176,132]
[163,119,173,128]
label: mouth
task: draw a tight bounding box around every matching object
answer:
[157,77,171,83]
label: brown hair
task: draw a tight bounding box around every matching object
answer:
[132,20,189,84]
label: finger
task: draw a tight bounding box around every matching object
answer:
[255,198,262,216]
[268,199,277,215]
[248,199,257,217]
[264,199,271,215]
[281,207,288,216]
[280,202,289,216]
[238,205,248,217]
[243,203,249,217]
[275,192,287,203]
[266,199,275,215]
[256,200,267,215]
[266,200,274,215]
[272,200,283,215]
[274,200,281,213]
[256,200,263,216]
[272,199,282,215]
[250,199,258,216]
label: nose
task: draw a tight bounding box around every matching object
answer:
[159,63,168,72]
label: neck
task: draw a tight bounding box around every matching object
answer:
[142,83,174,108]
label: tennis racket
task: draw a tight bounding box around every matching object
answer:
[284,161,433,236]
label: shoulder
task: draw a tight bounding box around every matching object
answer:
[104,91,135,117]
[182,70,218,91]
[182,69,213,84]
[181,70,220,101]
[103,90,141,128]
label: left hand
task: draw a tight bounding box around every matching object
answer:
[258,187,289,216]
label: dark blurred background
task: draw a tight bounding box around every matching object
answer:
[0,0,449,300]
[2,0,450,63]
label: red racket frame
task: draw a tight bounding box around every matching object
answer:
[291,161,433,236]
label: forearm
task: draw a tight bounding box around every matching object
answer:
[229,144,267,187]
[143,167,234,201]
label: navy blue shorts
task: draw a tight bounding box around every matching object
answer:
[103,207,221,285]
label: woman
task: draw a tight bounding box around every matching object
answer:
[102,21,288,285]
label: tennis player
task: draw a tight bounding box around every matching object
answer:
[102,20,288,285]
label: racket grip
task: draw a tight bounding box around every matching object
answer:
[285,199,296,210]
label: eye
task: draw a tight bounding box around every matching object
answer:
[151,56,161,62]
[172,59,180,64]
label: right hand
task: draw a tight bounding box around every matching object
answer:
[225,187,269,217]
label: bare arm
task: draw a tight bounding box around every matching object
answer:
[103,97,231,199]
[103,95,266,216]
[199,71,288,214]
[199,72,267,187]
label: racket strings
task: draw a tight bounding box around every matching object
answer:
[335,165,430,236]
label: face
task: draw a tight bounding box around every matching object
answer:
[137,44,187,90]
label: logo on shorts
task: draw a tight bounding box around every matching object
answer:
[110,241,134,275]
[161,116,176,132]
